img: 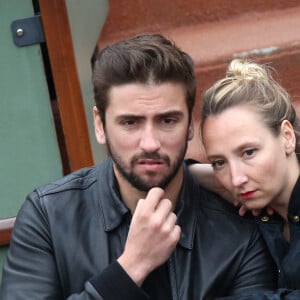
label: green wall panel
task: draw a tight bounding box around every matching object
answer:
[0,247,9,280]
[0,0,63,280]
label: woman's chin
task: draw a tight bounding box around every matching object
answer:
[242,199,268,212]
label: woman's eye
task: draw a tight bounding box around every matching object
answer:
[211,160,224,169]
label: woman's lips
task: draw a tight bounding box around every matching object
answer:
[239,190,256,200]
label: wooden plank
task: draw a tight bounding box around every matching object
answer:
[0,218,15,246]
[39,0,94,171]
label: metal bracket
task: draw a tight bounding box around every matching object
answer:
[11,14,45,47]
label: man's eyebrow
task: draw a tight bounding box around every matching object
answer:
[116,114,140,118]
[115,114,142,123]
[116,110,184,119]
[158,110,184,118]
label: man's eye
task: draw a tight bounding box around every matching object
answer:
[243,149,256,158]
[122,120,137,126]
[162,118,176,125]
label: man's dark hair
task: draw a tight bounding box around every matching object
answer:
[91,33,196,125]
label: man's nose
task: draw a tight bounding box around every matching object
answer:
[139,125,161,152]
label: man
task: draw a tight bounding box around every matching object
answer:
[0,33,276,299]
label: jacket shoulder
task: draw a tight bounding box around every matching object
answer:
[34,166,99,197]
[198,187,255,224]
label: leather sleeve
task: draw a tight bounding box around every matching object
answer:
[218,288,300,299]
[90,261,150,300]
[226,224,277,297]
[0,192,148,300]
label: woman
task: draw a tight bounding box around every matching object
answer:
[190,59,300,298]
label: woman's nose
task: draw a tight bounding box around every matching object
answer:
[230,163,248,187]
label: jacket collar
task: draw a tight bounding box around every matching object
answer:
[97,158,130,231]
[97,158,198,249]
[256,176,300,223]
[288,176,300,220]
[174,164,199,249]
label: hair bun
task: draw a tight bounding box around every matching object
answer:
[226,59,269,81]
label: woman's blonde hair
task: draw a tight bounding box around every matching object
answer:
[201,59,300,160]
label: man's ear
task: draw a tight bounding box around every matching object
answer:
[188,119,194,141]
[281,120,296,155]
[93,106,106,144]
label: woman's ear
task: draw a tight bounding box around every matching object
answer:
[281,120,296,155]
[93,106,106,144]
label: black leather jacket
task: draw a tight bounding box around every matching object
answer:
[0,159,276,299]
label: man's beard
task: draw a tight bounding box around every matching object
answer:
[106,136,188,192]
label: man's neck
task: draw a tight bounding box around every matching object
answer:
[114,167,184,214]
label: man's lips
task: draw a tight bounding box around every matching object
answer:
[239,190,256,200]
[137,159,166,171]
[138,159,163,165]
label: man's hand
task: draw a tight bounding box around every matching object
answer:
[117,187,181,286]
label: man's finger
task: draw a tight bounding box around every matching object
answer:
[142,187,165,211]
